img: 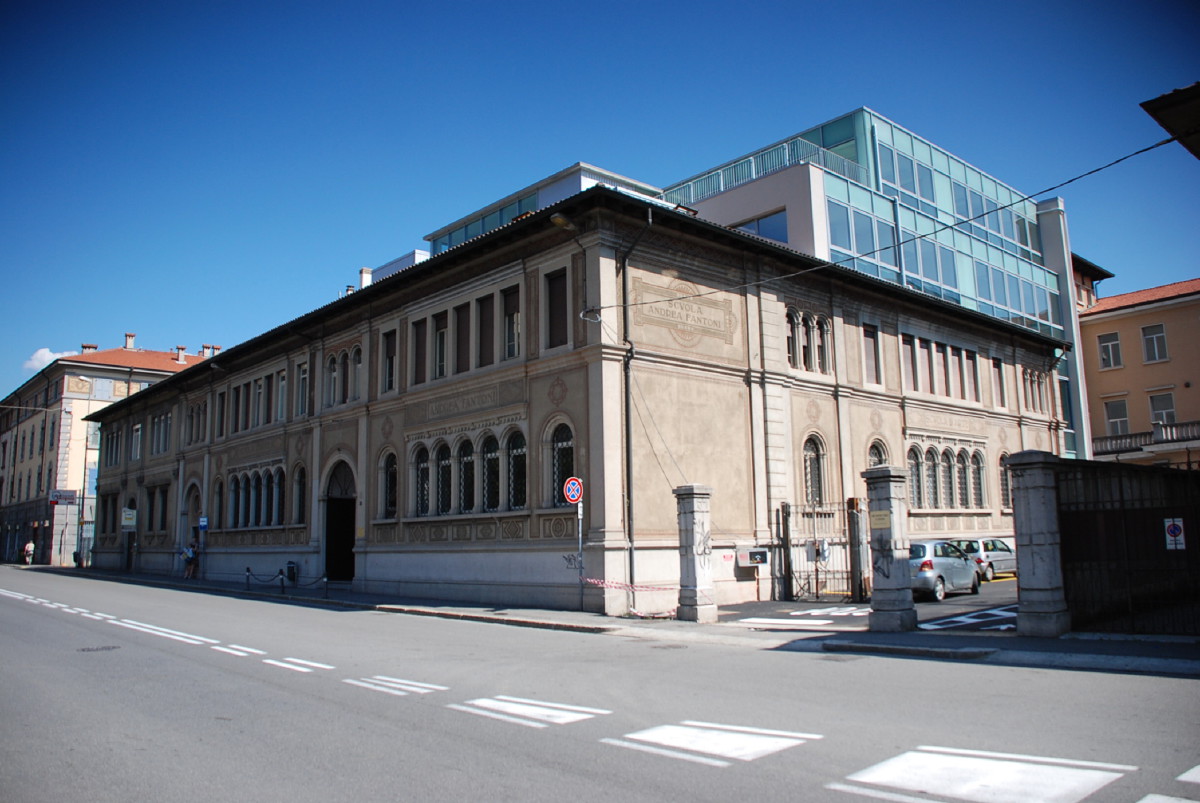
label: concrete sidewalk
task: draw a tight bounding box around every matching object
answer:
[20,565,1200,678]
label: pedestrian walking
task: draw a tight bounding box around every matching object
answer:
[23,539,34,565]
[182,539,199,579]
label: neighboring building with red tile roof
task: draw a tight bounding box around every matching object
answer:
[1080,279,1200,467]
[0,334,216,566]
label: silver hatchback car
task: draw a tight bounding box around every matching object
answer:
[909,539,981,601]
[949,538,1017,581]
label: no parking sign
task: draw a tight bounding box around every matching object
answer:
[563,477,583,505]
[1165,518,1186,550]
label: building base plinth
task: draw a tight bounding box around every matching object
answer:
[869,609,918,632]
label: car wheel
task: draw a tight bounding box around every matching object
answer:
[971,573,981,595]
[985,564,995,582]
[932,577,946,602]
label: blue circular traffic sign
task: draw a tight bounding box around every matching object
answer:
[563,477,583,504]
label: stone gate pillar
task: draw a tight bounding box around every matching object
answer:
[863,466,917,632]
[1007,451,1071,637]
[674,484,717,623]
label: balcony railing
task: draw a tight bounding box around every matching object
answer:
[661,137,869,206]
[1092,420,1200,456]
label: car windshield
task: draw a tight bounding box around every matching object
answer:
[910,544,926,559]
[951,540,979,552]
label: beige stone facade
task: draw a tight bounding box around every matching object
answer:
[88,188,1063,614]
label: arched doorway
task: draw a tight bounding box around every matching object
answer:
[324,461,356,581]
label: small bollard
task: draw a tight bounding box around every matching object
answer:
[279,571,286,595]
[323,576,329,599]
[245,567,251,590]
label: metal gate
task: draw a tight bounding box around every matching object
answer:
[1055,462,1200,636]
[779,502,870,602]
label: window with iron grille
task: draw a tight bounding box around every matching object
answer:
[482,437,500,512]
[414,448,430,516]
[458,441,475,512]
[507,432,527,510]
[551,424,574,506]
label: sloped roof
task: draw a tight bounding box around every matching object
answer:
[59,347,206,374]
[1082,277,1200,316]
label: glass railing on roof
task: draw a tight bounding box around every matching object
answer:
[661,137,868,205]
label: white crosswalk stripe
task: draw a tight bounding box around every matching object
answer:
[603,721,821,767]
[448,696,610,728]
[831,745,1137,803]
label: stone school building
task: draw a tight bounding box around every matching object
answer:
[88,186,1062,615]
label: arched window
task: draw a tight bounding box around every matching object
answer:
[816,318,829,374]
[351,347,362,401]
[481,436,500,512]
[907,447,923,509]
[801,315,814,370]
[263,470,275,525]
[413,447,430,517]
[551,424,574,507]
[382,454,398,518]
[803,436,824,506]
[972,453,986,508]
[325,356,338,407]
[998,454,1011,509]
[252,473,263,527]
[273,468,285,525]
[339,352,350,404]
[786,309,800,369]
[436,444,452,515]
[940,451,954,508]
[924,449,940,508]
[868,441,887,468]
[229,476,240,528]
[507,432,527,510]
[213,480,224,529]
[458,441,475,513]
[294,466,307,524]
[956,452,970,508]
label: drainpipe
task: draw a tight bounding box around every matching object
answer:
[619,207,652,610]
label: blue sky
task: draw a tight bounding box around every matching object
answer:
[2,0,1197,395]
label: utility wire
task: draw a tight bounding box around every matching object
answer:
[583,135,1180,316]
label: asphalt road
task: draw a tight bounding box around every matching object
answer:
[2,568,1197,803]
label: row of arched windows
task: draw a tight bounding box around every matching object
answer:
[325,347,363,408]
[212,466,307,530]
[392,423,575,519]
[786,310,831,374]
[906,446,987,510]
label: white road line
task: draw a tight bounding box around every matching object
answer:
[212,646,250,657]
[107,620,208,645]
[121,620,220,644]
[1178,764,1200,783]
[493,695,610,715]
[228,645,266,655]
[622,723,808,762]
[344,679,409,696]
[0,589,33,600]
[1134,795,1196,803]
[681,720,823,740]
[282,658,335,670]
[446,703,549,728]
[462,697,602,725]
[81,614,105,620]
[369,676,448,693]
[848,750,1129,803]
[600,737,731,768]
[263,659,313,673]
[917,745,1138,772]
[826,781,932,802]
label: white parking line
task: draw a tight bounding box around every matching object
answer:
[282,658,335,670]
[107,620,211,645]
[263,659,313,672]
[212,646,251,657]
[344,679,411,696]
[366,676,448,694]
[1178,764,1200,783]
[262,657,335,673]
[449,695,610,728]
[599,737,732,768]
[1134,795,1196,803]
[228,645,266,655]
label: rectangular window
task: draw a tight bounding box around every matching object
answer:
[240,382,251,431]
[382,330,397,391]
[454,304,471,374]
[1149,392,1176,425]
[276,370,287,421]
[546,269,568,349]
[252,379,263,427]
[935,344,949,397]
[898,154,916,193]
[1104,399,1129,435]
[878,144,895,184]
[412,320,427,384]
[876,221,898,267]
[827,201,851,251]
[902,335,917,390]
[1142,324,1168,362]
[502,285,520,360]
[975,262,991,301]
[918,339,933,393]
[1098,333,1122,369]
[216,392,226,436]
[920,240,938,281]
[948,347,963,399]
[296,363,309,416]
[863,325,880,385]
[432,312,448,379]
[477,295,495,368]
[965,351,979,402]
[131,424,142,460]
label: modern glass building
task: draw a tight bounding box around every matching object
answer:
[659,108,1089,457]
